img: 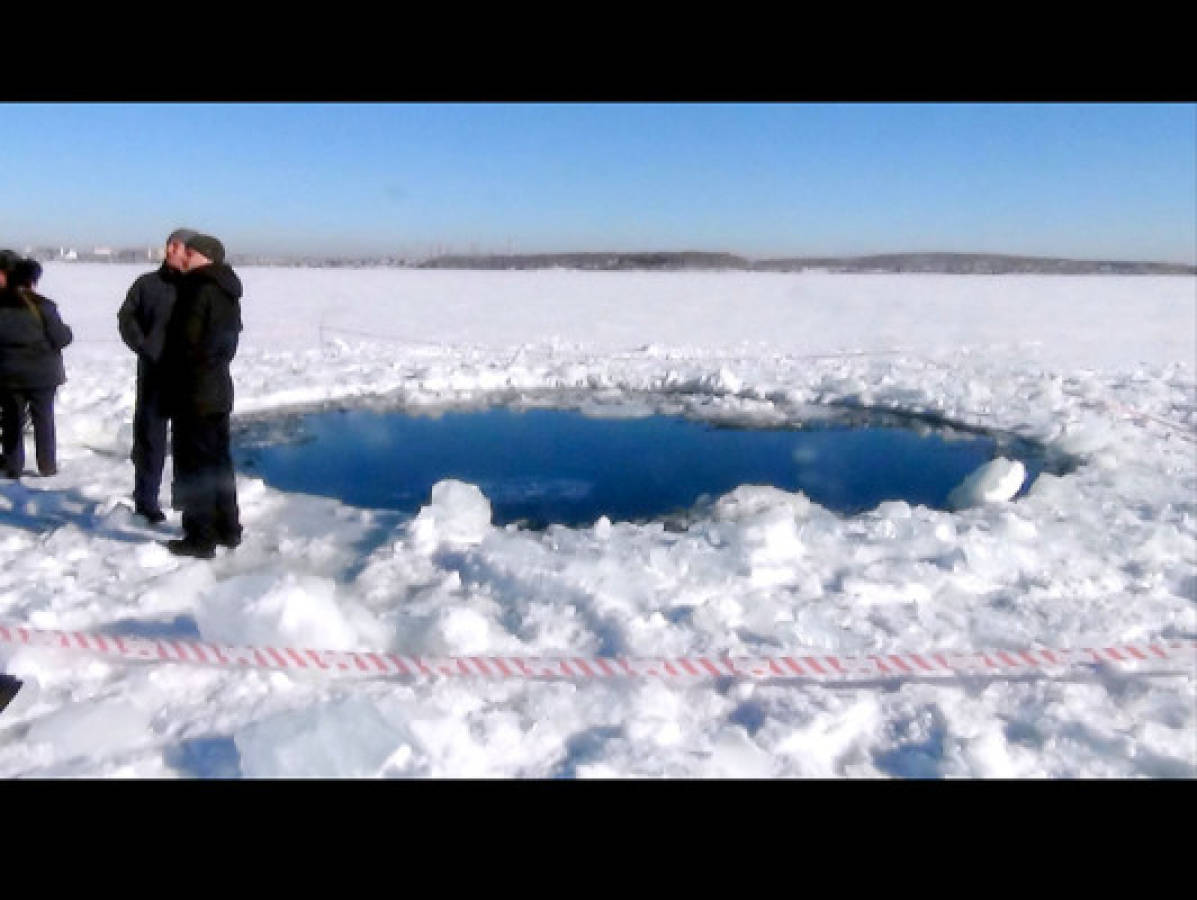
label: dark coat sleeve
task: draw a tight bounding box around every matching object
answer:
[117,279,148,355]
[40,299,73,351]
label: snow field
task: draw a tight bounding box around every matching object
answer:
[0,265,1192,777]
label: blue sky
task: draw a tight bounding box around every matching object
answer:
[2,102,1194,263]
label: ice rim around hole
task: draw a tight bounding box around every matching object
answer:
[230,387,1084,530]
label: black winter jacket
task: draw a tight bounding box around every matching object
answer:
[161,263,243,416]
[0,288,73,390]
[118,264,181,376]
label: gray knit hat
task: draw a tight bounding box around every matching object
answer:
[167,228,199,246]
[0,249,20,273]
[185,234,225,266]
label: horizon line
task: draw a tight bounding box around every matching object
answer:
[13,245,1195,269]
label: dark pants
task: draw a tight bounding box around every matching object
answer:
[0,387,57,476]
[131,375,170,510]
[172,411,241,547]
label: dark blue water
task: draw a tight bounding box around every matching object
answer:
[232,406,1065,528]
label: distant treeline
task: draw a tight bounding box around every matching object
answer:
[26,249,1194,274]
[416,251,1196,275]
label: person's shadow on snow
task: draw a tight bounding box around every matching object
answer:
[0,480,167,544]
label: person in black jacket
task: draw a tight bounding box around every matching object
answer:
[161,233,243,558]
[0,258,73,478]
[118,227,197,523]
[0,250,22,464]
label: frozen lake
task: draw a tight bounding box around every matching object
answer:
[0,266,1191,778]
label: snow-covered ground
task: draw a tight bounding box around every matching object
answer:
[0,264,1193,777]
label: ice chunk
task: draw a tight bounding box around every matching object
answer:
[1053,422,1116,456]
[235,697,418,777]
[713,366,743,393]
[27,699,151,760]
[428,606,494,655]
[735,509,805,586]
[713,487,812,586]
[706,726,775,778]
[196,572,359,650]
[408,479,492,551]
[947,458,1026,510]
[875,500,913,521]
[713,485,814,521]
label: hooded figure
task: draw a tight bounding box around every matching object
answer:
[160,234,244,558]
[0,258,73,477]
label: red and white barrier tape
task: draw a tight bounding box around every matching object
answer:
[1,624,1193,683]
